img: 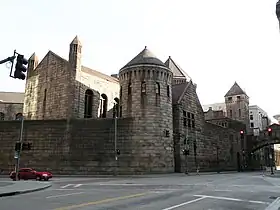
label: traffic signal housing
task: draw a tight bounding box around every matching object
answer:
[240,130,244,140]
[116,149,120,155]
[22,142,32,151]
[268,128,272,137]
[15,142,21,151]
[182,149,189,156]
[14,54,28,80]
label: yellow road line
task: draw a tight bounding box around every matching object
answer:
[53,192,149,210]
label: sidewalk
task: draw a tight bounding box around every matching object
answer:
[0,181,52,197]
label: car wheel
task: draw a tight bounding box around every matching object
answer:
[44,177,49,181]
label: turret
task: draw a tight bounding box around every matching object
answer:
[118,46,174,173]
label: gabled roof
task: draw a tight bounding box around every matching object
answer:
[34,51,118,84]
[165,56,191,80]
[120,46,167,71]
[224,82,247,97]
[0,92,24,103]
[172,82,188,104]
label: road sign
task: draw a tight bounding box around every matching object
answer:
[14,151,19,159]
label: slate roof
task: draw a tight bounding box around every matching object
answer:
[224,82,247,97]
[120,46,167,71]
[165,56,191,80]
[172,82,189,104]
[0,92,24,103]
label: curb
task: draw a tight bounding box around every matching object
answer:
[0,183,52,197]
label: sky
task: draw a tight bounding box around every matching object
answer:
[0,0,279,121]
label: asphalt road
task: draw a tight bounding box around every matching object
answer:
[0,172,280,210]
[0,182,12,187]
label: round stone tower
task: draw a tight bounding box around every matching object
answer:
[118,46,174,173]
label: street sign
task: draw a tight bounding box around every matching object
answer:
[14,151,19,159]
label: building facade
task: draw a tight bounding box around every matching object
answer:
[0,36,246,174]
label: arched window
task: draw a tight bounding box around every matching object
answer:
[15,113,23,120]
[128,83,132,95]
[120,86,122,100]
[156,82,160,95]
[0,112,4,120]
[167,85,170,97]
[141,81,146,93]
[101,94,108,118]
[84,89,93,118]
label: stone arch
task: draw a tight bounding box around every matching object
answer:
[84,89,93,118]
[15,113,23,120]
[251,138,280,153]
[0,112,4,120]
[101,93,108,118]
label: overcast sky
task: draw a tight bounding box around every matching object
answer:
[0,0,279,120]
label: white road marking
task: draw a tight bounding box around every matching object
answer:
[98,183,145,186]
[194,195,269,205]
[161,197,205,210]
[74,184,82,188]
[46,192,84,199]
[214,189,232,192]
[60,184,73,188]
[265,197,280,210]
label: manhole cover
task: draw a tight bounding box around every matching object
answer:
[269,196,278,199]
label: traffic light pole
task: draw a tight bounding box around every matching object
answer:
[114,105,118,176]
[15,116,24,181]
[0,56,15,65]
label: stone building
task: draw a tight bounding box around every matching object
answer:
[23,36,119,120]
[204,82,250,133]
[0,36,246,174]
[0,92,24,121]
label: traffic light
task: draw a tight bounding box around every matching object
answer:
[14,54,28,80]
[22,142,32,151]
[182,149,189,156]
[240,130,244,140]
[116,149,120,155]
[268,128,272,137]
[14,142,21,151]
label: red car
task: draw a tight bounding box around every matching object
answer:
[9,168,53,181]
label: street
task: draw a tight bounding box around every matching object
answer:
[0,172,279,210]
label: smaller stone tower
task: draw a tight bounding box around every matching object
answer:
[225,82,250,131]
[118,46,174,173]
[69,36,82,80]
[26,53,39,78]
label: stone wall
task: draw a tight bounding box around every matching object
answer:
[0,117,175,175]
[173,82,241,172]
[0,118,137,175]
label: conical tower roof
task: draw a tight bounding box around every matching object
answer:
[224,82,247,97]
[70,35,81,45]
[120,46,166,71]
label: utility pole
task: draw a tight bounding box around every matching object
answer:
[15,116,24,181]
